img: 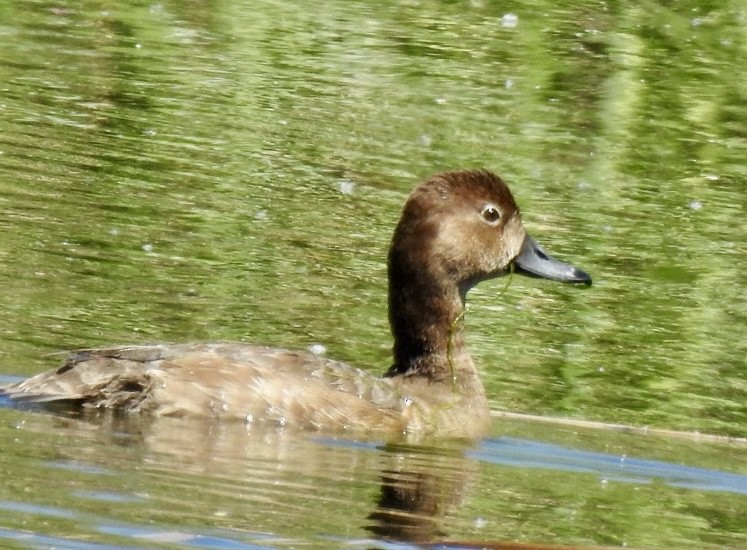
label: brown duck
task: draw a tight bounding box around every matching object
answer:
[3,170,591,437]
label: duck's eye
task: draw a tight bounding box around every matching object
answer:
[481,205,501,224]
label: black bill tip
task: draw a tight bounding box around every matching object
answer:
[514,235,592,286]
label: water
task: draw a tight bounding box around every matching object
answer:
[0,0,745,548]
[2,410,745,549]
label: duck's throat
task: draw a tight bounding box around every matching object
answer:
[386,270,470,381]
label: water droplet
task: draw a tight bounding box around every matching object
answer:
[501,13,519,28]
[308,343,326,356]
[337,179,355,195]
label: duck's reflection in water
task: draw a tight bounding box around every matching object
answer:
[16,410,482,545]
[367,442,477,542]
[12,410,642,550]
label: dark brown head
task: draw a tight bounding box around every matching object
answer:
[387,170,591,377]
[389,170,527,297]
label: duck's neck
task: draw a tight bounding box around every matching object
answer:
[386,257,480,390]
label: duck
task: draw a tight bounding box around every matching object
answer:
[2,170,591,437]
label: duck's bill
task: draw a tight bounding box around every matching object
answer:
[513,235,592,286]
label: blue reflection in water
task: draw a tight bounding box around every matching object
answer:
[0,500,282,549]
[470,437,747,495]
[0,527,140,550]
[0,500,77,520]
[316,435,747,496]
[99,525,277,549]
[73,490,147,504]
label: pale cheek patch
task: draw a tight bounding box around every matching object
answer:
[433,216,470,261]
[503,216,526,262]
[433,215,526,278]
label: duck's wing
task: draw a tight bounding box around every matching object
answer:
[2,343,407,431]
[3,345,168,407]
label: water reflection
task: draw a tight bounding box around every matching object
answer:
[90,412,484,546]
[368,442,476,542]
[5,409,485,546]
[3,406,745,549]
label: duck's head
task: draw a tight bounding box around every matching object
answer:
[387,170,591,378]
[389,170,591,298]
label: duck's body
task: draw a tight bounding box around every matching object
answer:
[16,343,489,436]
[3,170,590,436]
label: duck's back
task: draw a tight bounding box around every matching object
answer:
[4,343,407,431]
